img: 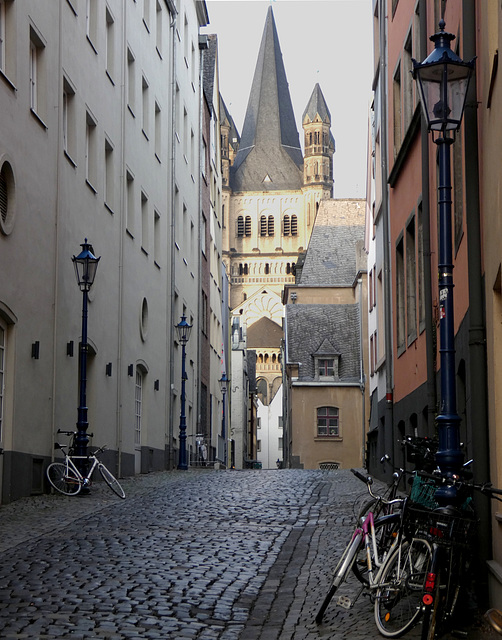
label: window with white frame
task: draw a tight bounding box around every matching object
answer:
[0,1,5,73]
[104,138,114,211]
[29,25,47,121]
[85,110,98,190]
[105,6,115,82]
[317,406,339,437]
[63,77,76,161]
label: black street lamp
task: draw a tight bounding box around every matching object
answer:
[412,21,475,502]
[219,372,229,467]
[72,239,100,464]
[175,315,192,470]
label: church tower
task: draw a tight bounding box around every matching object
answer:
[221,6,334,416]
[303,83,335,200]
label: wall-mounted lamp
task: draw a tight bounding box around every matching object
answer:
[106,363,112,377]
[31,341,40,359]
[67,340,74,357]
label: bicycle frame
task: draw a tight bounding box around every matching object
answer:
[62,453,100,484]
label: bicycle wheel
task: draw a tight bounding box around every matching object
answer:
[316,531,362,624]
[374,538,432,637]
[353,514,400,585]
[98,463,126,498]
[46,462,81,496]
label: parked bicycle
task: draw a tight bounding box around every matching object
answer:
[46,430,125,499]
[316,469,433,638]
[412,470,502,640]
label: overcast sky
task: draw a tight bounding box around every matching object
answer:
[201,0,374,199]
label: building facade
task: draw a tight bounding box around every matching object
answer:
[0,0,228,502]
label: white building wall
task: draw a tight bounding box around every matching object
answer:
[257,386,283,469]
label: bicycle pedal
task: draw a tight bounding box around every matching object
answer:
[336,595,352,609]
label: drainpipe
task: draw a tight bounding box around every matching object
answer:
[419,0,437,437]
[379,0,394,475]
[462,0,490,602]
[358,277,366,466]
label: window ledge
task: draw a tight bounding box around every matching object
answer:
[0,69,16,92]
[86,179,97,194]
[64,150,77,168]
[30,108,48,130]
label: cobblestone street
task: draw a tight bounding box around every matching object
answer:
[0,469,497,639]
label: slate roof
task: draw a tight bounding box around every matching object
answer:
[220,95,241,150]
[202,34,217,111]
[230,6,303,193]
[299,200,365,286]
[303,83,331,124]
[247,316,283,349]
[286,304,361,382]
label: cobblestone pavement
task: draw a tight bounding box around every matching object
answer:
[0,469,498,639]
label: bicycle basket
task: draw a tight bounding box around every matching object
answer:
[410,474,439,510]
[405,505,477,548]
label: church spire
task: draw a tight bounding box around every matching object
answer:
[230,6,303,192]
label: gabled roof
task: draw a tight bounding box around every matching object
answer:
[230,6,303,192]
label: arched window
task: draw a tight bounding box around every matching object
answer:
[283,215,290,236]
[237,216,244,237]
[317,407,339,437]
[265,263,270,275]
[260,215,267,236]
[245,215,252,236]
[291,215,298,236]
[286,263,291,274]
[243,263,248,275]
[268,215,274,236]
[239,263,243,275]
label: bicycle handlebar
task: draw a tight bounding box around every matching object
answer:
[351,468,372,485]
[415,469,502,499]
[56,429,94,438]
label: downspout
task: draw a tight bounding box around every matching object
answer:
[419,0,437,437]
[462,0,490,601]
[168,6,177,469]
[358,277,366,466]
[380,0,394,471]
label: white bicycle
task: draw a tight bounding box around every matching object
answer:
[46,430,125,499]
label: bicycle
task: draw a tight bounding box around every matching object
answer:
[414,471,502,640]
[46,430,125,499]
[316,469,433,638]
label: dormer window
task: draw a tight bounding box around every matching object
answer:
[318,358,335,377]
[313,339,340,380]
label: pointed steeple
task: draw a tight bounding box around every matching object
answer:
[230,6,303,192]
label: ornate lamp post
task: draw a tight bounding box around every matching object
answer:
[175,315,192,470]
[72,239,100,462]
[219,372,229,467]
[412,20,475,501]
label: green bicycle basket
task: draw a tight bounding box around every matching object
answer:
[410,474,439,509]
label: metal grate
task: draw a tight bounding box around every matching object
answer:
[319,462,340,471]
[0,167,7,223]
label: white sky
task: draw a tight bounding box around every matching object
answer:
[201,0,374,199]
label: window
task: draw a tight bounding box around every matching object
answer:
[319,358,335,377]
[317,406,339,437]
[403,31,413,133]
[268,215,274,236]
[127,48,135,114]
[62,77,76,161]
[104,138,114,211]
[141,192,149,252]
[396,236,405,352]
[283,215,290,236]
[155,101,161,160]
[418,203,426,330]
[0,1,6,75]
[154,209,161,265]
[291,215,298,236]
[0,160,15,235]
[406,216,417,343]
[126,169,134,234]
[85,111,97,191]
[245,216,251,237]
[86,0,98,50]
[237,216,244,237]
[156,0,163,56]
[142,76,149,138]
[30,26,46,122]
[143,0,150,30]
[393,62,402,156]
[105,6,115,82]
[135,369,143,447]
